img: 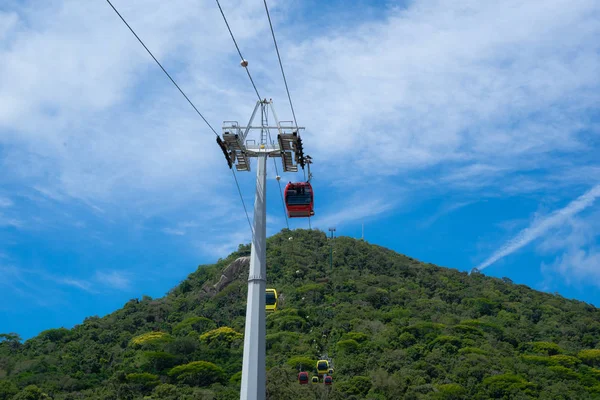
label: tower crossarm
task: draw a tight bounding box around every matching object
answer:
[277,130,305,172]
[222,100,305,173]
[223,131,251,171]
[216,137,233,169]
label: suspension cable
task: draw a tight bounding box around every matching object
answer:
[262,0,311,228]
[267,129,290,230]
[105,0,254,237]
[106,0,218,136]
[212,4,290,231]
[215,0,262,101]
[262,0,298,130]
[232,169,255,237]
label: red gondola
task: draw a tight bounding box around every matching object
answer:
[324,375,333,385]
[284,182,314,218]
[298,372,309,384]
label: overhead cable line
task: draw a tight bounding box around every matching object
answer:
[232,169,255,236]
[214,0,262,101]
[263,0,312,228]
[105,0,218,136]
[266,129,289,230]
[262,0,299,132]
[215,0,293,232]
[105,0,254,237]
[262,108,289,231]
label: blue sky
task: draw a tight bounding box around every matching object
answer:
[1,0,599,340]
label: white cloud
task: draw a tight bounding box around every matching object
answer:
[544,247,600,287]
[419,201,476,229]
[0,197,12,208]
[0,264,97,294]
[0,0,272,210]
[0,266,44,308]
[286,0,600,187]
[0,262,131,296]
[163,228,185,236]
[0,0,598,273]
[161,220,207,237]
[476,184,600,270]
[94,270,131,290]
[179,221,200,229]
[311,195,396,230]
[0,265,70,308]
[0,0,597,211]
[56,277,94,292]
[196,230,251,259]
[537,212,600,287]
[0,212,22,228]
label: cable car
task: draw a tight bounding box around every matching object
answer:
[316,360,329,375]
[328,368,334,375]
[311,376,319,383]
[266,289,278,312]
[284,182,314,218]
[324,375,333,385]
[298,372,309,384]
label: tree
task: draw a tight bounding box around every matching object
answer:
[0,380,18,400]
[578,349,600,367]
[12,385,50,400]
[173,317,216,336]
[1,229,600,399]
[168,361,226,386]
[199,327,242,346]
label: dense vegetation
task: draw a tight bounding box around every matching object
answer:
[1,229,600,399]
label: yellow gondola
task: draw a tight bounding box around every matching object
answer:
[316,359,329,375]
[328,368,334,375]
[266,288,278,312]
[311,376,319,383]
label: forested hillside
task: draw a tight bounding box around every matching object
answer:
[1,229,600,399]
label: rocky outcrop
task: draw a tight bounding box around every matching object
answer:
[201,256,250,297]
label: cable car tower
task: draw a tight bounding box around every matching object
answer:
[217,98,305,400]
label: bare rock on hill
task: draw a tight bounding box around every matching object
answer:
[201,256,250,297]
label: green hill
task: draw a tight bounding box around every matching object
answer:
[1,229,600,399]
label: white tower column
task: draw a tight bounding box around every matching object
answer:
[220,99,305,400]
[240,152,267,400]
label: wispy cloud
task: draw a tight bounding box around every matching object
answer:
[476,184,600,270]
[0,265,64,308]
[161,220,204,236]
[162,228,185,236]
[0,0,597,211]
[57,277,94,292]
[0,264,97,294]
[1,262,132,295]
[311,195,396,230]
[544,247,600,287]
[292,0,600,185]
[420,201,476,228]
[0,197,12,208]
[196,230,251,259]
[94,270,130,290]
[537,211,600,287]
[0,213,22,228]
[0,0,599,321]
[0,0,267,209]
